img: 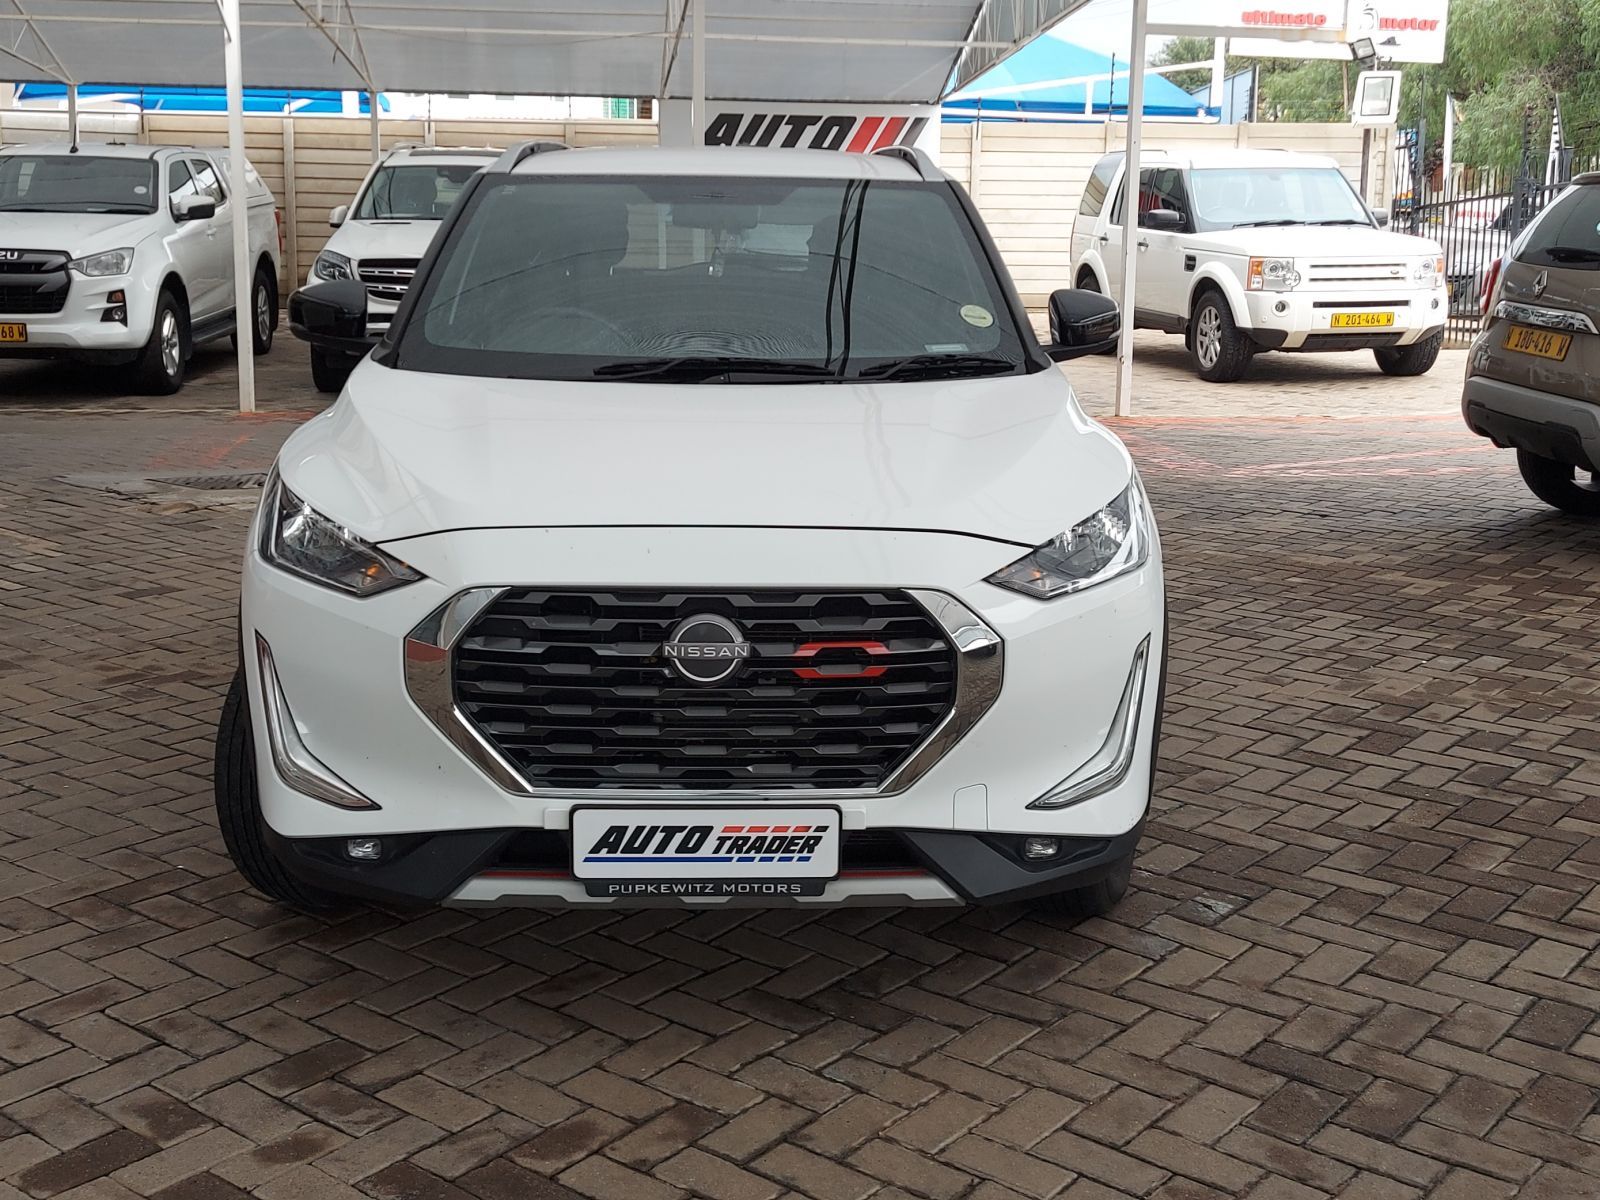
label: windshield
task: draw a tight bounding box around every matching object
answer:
[1187,166,1371,231]
[0,155,157,214]
[355,163,486,220]
[395,175,1030,383]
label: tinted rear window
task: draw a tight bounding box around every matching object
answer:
[1516,185,1600,271]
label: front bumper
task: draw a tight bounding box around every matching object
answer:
[242,523,1165,907]
[0,270,149,357]
[262,821,1146,908]
[1239,286,1447,350]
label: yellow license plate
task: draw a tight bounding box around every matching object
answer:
[1505,325,1572,361]
[1330,312,1395,329]
[0,322,26,343]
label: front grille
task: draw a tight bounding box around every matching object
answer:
[0,282,68,314]
[0,249,70,315]
[357,257,418,303]
[454,589,958,791]
[1296,332,1406,351]
[1304,262,1411,284]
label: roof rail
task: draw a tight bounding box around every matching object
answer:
[494,139,569,172]
[872,144,937,180]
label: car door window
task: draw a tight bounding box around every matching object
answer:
[189,159,226,206]
[1080,155,1122,219]
[1139,168,1190,229]
[168,159,198,213]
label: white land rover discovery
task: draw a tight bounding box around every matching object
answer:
[1071,149,1448,382]
[0,142,280,394]
[301,144,500,391]
[221,143,1166,916]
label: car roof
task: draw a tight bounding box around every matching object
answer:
[386,145,502,163]
[0,141,167,159]
[1109,148,1342,171]
[508,145,928,182]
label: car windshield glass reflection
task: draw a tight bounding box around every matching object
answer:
[1188,167,1370,231]
[0,156,158,214]
[396,175,1029,383]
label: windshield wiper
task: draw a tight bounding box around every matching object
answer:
[592,356,838,383]
[1231,219,1303,228]
[852,354,1017,382]
[1541,246,1600,264]
[1310,219,1372,226]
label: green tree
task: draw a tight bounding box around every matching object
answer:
[1147,36,1219,95]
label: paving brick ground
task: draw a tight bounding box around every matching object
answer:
[4,339,1600,1200]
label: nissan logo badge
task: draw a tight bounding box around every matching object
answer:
[662,613,751,685]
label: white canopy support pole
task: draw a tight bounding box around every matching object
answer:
[1114,0,1148,419]
[222,0,254,414]
[66,81,77,151]
[368,90,380,161]
[691,0,706,144]
[1209,37,1225,116]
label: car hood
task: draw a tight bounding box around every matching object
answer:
[277,362,1134,549]
[3,210,154,255]
[1192,225,1443,258]
[325,219,444,265]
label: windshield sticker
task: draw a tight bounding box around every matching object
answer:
[960,304,994,328]
[925,343,969,353]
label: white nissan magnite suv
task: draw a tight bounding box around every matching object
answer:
[218,142,1166,917]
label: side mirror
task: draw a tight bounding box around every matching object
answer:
[1371,208,1391,227]
[329,204,348,228]
[173,194,216,222]
[1141,208,1184,232]
[1045,288,1120,362]
[288,279,373,354]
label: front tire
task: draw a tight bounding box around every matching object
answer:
[310,347,356,394]
[1517,450,1600,517]
[214,670,347,913]
[134,291,186,395]
[1374,330,1443,376]
[1190,291,1252,382]
[1031,850,1134,920]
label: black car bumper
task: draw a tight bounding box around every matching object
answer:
[262,821,1145,909]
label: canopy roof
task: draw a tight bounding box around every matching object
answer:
[0,1,1090,104]
[945,36,1211,119]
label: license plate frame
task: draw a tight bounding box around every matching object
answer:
[570,805,843,899]
[0,322,27,343]
[1329,311,1396,329]
[1504,324,1572,361]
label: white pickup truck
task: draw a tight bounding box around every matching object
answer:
[0,142,280,394]
[1070,148,1448,382]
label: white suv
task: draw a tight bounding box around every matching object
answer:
[1070,149,1448,382]
[301,144,500,391]
[0,142,280,393]
[228,142,1166,916]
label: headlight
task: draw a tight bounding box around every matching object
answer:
[259,473,422,596]
[987,481,1151,599]
[1414,255,1446,284]
[69,247,134,276]
[313,250,353,281]
[1247,257,1300,291]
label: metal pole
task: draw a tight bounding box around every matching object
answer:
[369,89,381,161]
[67,82,77,151]
[1209,37,1225,117]
[1114,0,1148,419]
[1359,127,1372,204]
[691,0,706,144]
[223,0,255,414]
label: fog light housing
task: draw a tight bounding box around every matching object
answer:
[1273,300,1288,314]
[1022,836,1060,861]
[344,838,382,861]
